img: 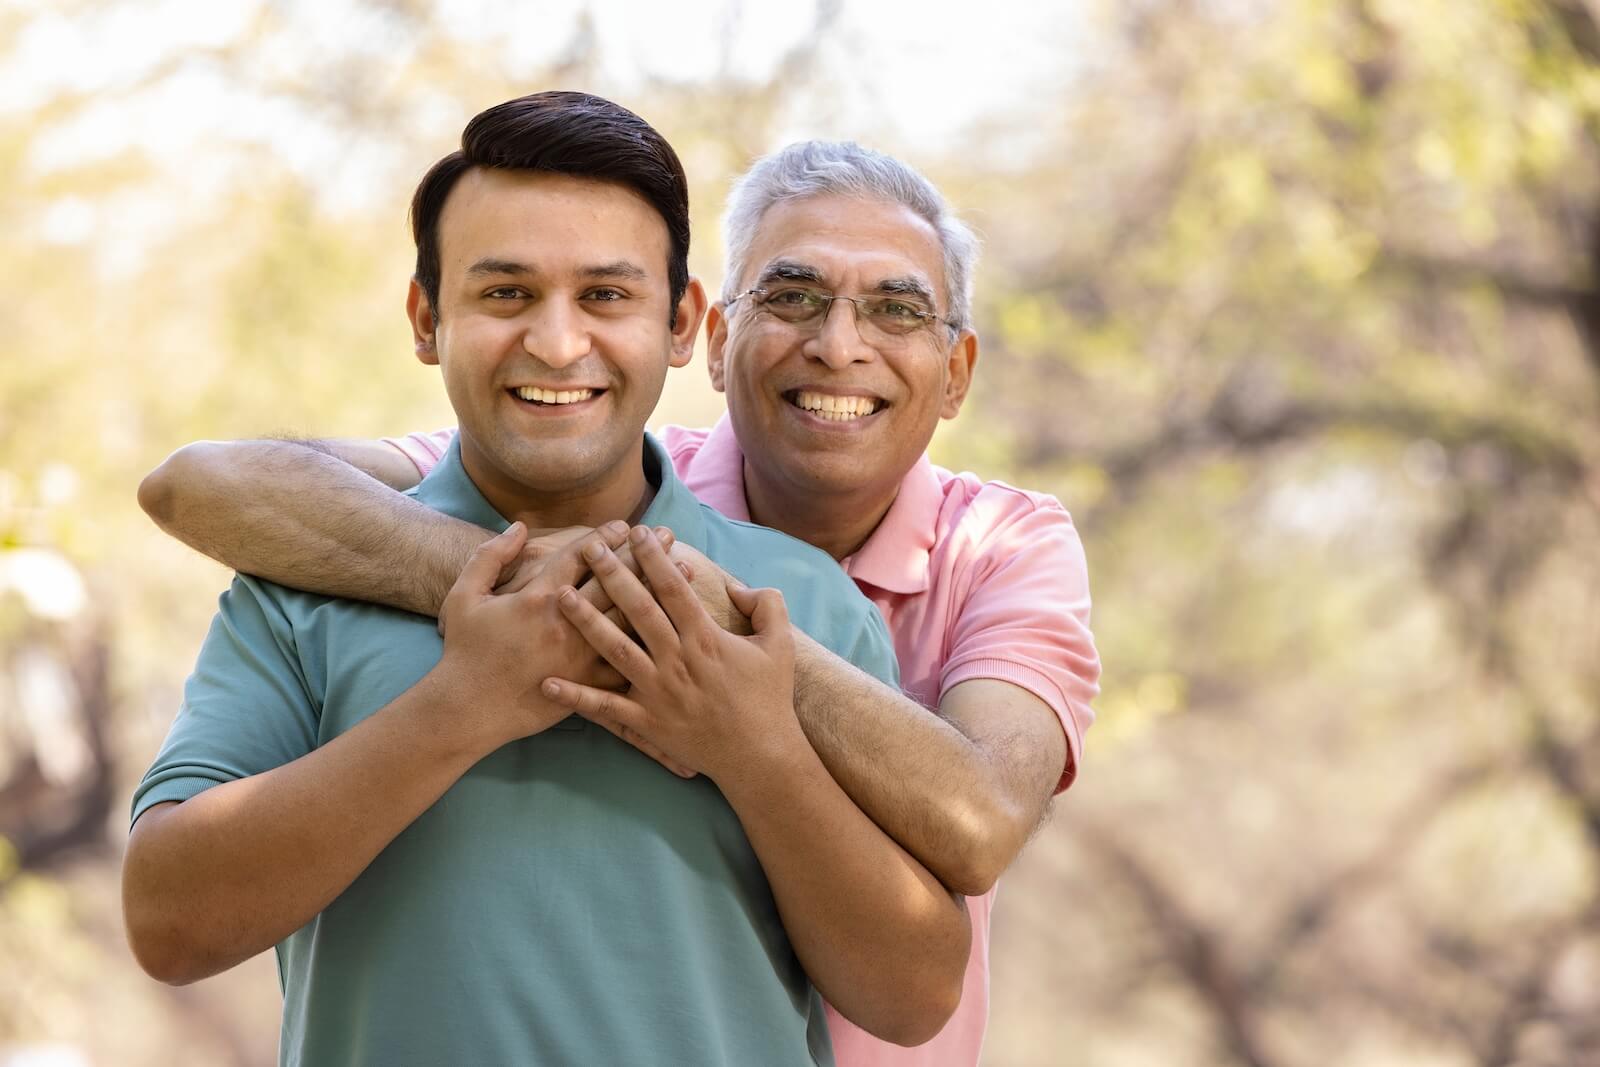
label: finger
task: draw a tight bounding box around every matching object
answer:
[629,526,711,636]
[735,584,790,637]
[541,678,697,778]
[584,543,681,658]
[449,523,527,604]
[576,574,615,617]
[652,525,675,552]
[556,585,657,684]
[541,676,647,733]
[612,722,696,779]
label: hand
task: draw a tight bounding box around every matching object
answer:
[576,539,750,637]
[439,522,682,637]
[540,526,803,783]
[434,523,637,752]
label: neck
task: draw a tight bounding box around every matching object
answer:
[741,461,896,561]
[461,438,656,531]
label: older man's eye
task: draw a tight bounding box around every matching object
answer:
[585,288,626,302]
[486,287,526,300]
[766,287,819,306]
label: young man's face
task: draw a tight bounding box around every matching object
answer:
[707,193,976,512]
[410,168,700,515]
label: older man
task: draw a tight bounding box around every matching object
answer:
[140,141,1100,1065]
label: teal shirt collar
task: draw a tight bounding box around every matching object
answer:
[411,432,708,549]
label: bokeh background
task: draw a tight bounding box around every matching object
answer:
[4,1,1600,1064]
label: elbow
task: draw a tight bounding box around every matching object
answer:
[867,896,972,1047]
[873,942,968,1047]
[121,832,219,986]
[122,892,207,986]
[933,797,1027,898]
[138,441,224,532]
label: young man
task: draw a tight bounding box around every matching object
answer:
[123,94,970,1067]
[140,141,1099,1066]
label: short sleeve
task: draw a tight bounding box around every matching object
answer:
[940,495,1100,793]
[131,576,321,825]
[380,428,458,478]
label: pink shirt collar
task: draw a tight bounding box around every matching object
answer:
[688,415,941,596]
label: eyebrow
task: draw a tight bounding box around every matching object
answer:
[756,260,936,304]
[757,260,826,286]
[466,258,534,278]
[871,276,936,304]
[581,260,649,281]
[463,259,650,281]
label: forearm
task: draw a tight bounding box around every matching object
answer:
[717,732,970,1047]
[139,440,486,615]
[791,632,1021,896]
[123,667,489,984]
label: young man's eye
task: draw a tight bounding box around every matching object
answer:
[486,287,526,300]
[585,288,626,302]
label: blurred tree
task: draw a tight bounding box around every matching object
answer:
[952,1,1600,1064]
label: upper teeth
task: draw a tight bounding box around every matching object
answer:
[793,391,880,420]
[516,387,594,404]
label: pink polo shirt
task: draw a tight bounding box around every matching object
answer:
[384,417,1100,1067]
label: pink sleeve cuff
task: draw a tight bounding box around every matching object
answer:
[379,429,455,478]
[941,656,1087,794]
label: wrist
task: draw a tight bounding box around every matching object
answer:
[709,704,811,797]
[413,658,509,760]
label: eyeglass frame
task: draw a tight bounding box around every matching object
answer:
[726,285,961,340]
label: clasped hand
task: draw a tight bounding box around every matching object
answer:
[434,521,682,752]
[541,526,801,785]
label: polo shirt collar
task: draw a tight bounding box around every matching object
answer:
[842,455,942,595]
[412,432,707,551]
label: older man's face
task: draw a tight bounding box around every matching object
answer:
[708,193,975,512]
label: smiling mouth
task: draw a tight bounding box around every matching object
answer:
[510,386,604,406]
[784,389,886,423]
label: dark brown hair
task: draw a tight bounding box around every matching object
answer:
[409,91,690,323]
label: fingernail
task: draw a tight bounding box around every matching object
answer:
[542,680,560,697]
[558,588,577,605]
[629,526,648,545]
[583,540,605,561]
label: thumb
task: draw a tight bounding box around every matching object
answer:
[455,522,527,599]
[735,585,788,636]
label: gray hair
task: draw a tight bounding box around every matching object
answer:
[720,141,980,332]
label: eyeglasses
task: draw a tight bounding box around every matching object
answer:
[728,285,955,341]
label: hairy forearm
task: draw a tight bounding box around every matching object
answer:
[791,633,1025,897]
[122,667,488,984]
[718,732,970,1047]
[139,440,486,615]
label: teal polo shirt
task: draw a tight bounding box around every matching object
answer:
[132,433,899,1067]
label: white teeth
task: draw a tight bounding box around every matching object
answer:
[515,387,594,405]
[792,390,879,420]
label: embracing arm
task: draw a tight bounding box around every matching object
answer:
[790,638,1068,898]
[138,438,483,615]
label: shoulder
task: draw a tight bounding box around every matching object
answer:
[698,505,881,629]
[656,424,711,470]
[929,465,1083,564]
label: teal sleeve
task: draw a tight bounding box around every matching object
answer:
[846,604,901,690]
[131,576,319,826]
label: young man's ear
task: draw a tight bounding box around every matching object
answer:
[940,328,979,420]
[669,277,710,369]
[406,279,439,366]
[704,302,729,393]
